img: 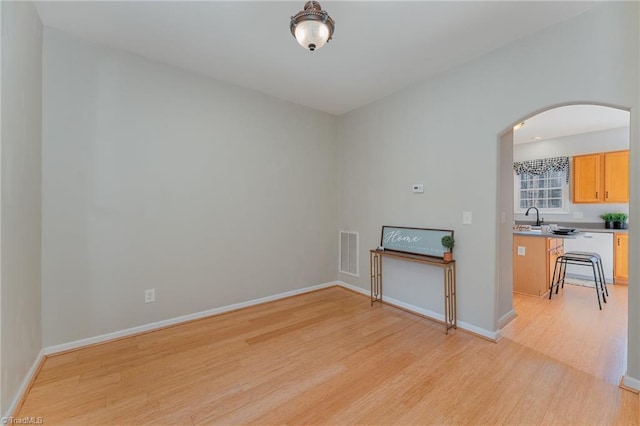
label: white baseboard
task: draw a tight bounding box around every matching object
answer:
[338,281,369,296]
[498,309,517,328]
[622,374,640,393]
[23,279,502,414]
[12,279,637,418]
[44,281,338,356]
[459,320,500,341]
[4,348,46,419]
[337,281,500,341]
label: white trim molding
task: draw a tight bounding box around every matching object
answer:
[11,279,504,416]
[621,374,640,393]
[338,281,370,296]
[338,281,500,341]
[44,281,338,356]
[3,349,46,419]
[6,281,339,418]
[498,309,517,328]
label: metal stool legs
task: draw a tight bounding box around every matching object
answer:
[549,256,565,298]
[549,252,607,310]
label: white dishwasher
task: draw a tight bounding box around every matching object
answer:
[562,232,614,284]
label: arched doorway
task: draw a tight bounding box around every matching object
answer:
[496,102,631,385]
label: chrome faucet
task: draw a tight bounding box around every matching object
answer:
[525,206,544,226]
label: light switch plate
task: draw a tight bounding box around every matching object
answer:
[463,211,472,225]
[517,246,526,256]
[145,288,156,303]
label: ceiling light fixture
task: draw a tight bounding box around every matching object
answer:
[513,122,525,131]
[290,1,335,51]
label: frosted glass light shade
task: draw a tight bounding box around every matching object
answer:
[294,20,330,51]
[290,1,335,52]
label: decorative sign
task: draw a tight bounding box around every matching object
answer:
[380,226,454,258]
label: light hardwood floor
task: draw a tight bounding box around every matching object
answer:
[502,282,628,386]
[18,286,638,424]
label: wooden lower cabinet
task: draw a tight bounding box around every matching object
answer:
[614,233,628,284]
[514,235,564,297]
[548,238,564,288]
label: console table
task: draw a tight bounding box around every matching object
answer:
[370,249,457,334]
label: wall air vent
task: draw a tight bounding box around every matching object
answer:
[339,231,359,277]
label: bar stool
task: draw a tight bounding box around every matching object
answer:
[549,251,607,309]
[564,251,608,298]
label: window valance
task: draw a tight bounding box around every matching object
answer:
[513,156,570,183]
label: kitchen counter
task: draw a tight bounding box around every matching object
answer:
[514,221,628,234]
[513,230,584,239]
[514,224,622,285]
[572,228,629,234]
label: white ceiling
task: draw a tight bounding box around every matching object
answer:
[34,1,600,116]
[513,105,630,144]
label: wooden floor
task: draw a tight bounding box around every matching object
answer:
[18,286,638,425]
[502,283,628,386]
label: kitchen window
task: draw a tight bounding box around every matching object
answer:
[514,169,569,213]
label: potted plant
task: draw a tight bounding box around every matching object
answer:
[441,235,455,262]
[600,213,616,229]
[612,212,628,229]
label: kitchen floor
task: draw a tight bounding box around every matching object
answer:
[502,283,627,386]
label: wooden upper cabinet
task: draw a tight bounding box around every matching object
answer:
[573,150,628,203]
[573,154,602,203]
[604,150,629,202]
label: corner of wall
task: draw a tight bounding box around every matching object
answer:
[0,0,44,415]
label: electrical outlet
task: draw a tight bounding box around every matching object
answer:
[517,246,526,256]
[145,288,156,304]
[463,211,472,225]
[573,211,584,219]
[411,184,424,193]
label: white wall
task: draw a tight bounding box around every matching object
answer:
[41,29,338,347]
[514,126,630,223]
[336,1,638,342]
[14,0,640,398]
[0,1,43,414]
